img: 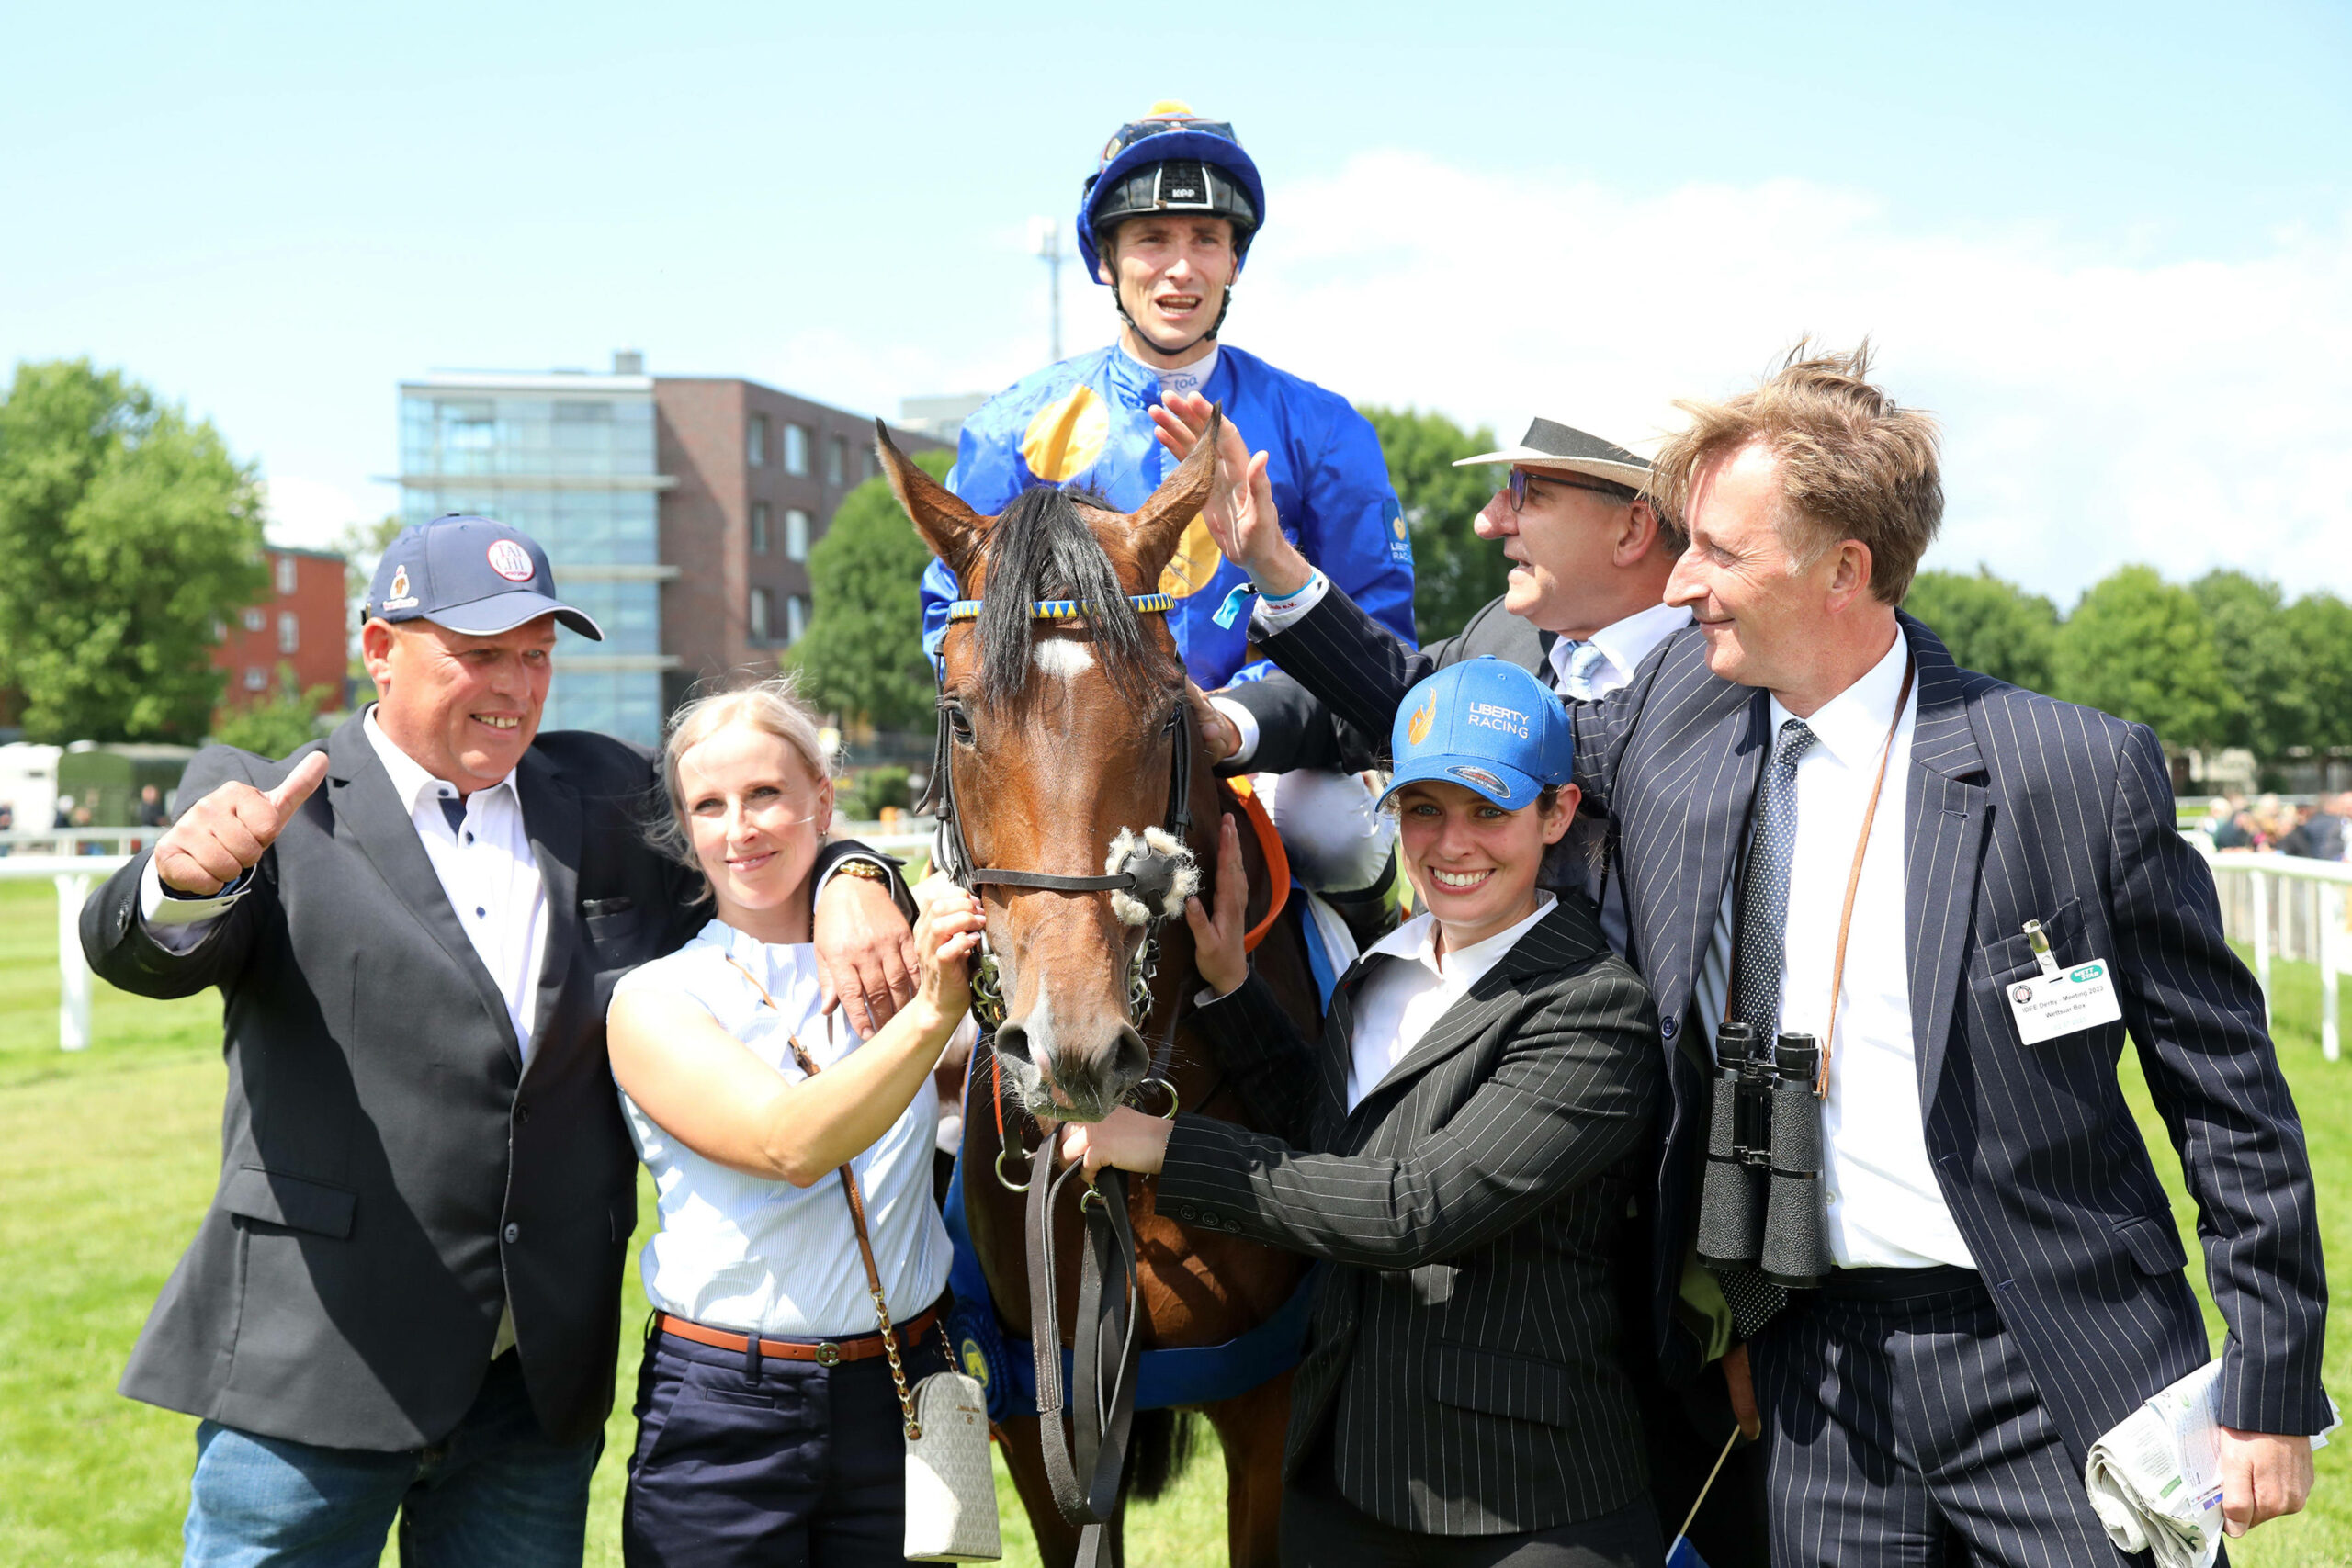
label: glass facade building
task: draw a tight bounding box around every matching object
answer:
[397,370,678,745]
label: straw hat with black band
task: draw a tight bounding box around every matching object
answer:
[1453,417,1650,491]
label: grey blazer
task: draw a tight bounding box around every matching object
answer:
[1158,895,1664,1536]
[81,712,896,1451]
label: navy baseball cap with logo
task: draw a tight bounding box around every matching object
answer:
[1378,658,1573,812]
[366,514,604,640]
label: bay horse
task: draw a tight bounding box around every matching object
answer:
[877,421,1323,1568]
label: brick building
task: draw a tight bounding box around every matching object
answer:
[213,546,347,706]
[398,354,947,745]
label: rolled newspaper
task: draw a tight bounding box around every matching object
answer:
[2085,1361,2337,1568]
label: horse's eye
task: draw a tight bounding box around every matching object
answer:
[944,704,976,745]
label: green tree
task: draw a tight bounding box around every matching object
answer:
[0,359,266,741]
[2279,592,2352,757]
[1903,567,2061,692]
[2052,565,2236,750]
[1356,406,1504,643]
[789,453,954,732]
[2188,569,2308,759]
[211,666,335,757]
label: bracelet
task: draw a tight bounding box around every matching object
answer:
[832,858,892,885]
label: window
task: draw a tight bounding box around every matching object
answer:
[749,587,773,643]
[784,508,811,562]
[243,666,267,693]
[786,594,808,645]
[863,451,880,481]
[747,414,769,468]
[211,619,229,642]
[783,423,809,476]
[825,436,846,487]
[751,502,771,555]
[277,612,299,654]
[242,607,266,633]
[275,556,298,595]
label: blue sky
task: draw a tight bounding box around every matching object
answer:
[5,2,2347,602]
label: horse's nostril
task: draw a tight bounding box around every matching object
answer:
[1109,1027,1149,1091]
[994,1024,1032,1068]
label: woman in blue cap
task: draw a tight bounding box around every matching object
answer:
[1064,658,1668,1567]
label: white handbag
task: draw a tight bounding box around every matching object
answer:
[903,1366,1003,1562]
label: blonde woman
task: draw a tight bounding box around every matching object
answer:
[606,677,984,1567]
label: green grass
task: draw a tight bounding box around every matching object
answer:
[0,874,2340,1564]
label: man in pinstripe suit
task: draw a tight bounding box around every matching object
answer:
[1191,344,2326,1564]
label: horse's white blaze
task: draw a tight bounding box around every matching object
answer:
[1032,639,1094,679]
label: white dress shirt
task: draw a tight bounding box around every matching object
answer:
[1692,634,1973,1271]
[1345,893,1556,1111]
[1546,602,1692,699]
[611,919,951,1337]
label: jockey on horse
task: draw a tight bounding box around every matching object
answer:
[922,100,1416,946]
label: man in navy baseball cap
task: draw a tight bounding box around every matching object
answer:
[368,513,604,639]
[1378,657,1576,813]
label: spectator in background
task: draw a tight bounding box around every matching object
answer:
[2280,792,2349,862]
[2206,792,2251,850]
[0,800,14,857]
[53,793,73,830]
[137,783,168,829]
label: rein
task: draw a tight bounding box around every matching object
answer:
[930,586,1203,1568]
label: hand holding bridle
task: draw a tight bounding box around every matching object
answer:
[152,751,329,897]
[1182,814,1250,998]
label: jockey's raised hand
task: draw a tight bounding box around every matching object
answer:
[1149,390,1313,596]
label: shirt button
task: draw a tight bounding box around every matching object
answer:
[475,907,486,919]
[503,1223,521,1244]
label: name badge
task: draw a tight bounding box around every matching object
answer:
[2006,919,2122,1043]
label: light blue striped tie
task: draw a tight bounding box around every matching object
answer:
[1557,641,1609,700]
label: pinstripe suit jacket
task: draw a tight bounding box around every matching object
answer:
[1158,896,1664,1535]
[1255,591,2330,1472]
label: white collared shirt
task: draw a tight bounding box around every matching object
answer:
[358,711,548,1062]
[1345,894,1556,1111]
[611,919,951,1337]
[1120,340,1219,397]
[1547,602,1692,698]
[1694,633,1972,1271]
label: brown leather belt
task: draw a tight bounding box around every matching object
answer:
[654,1303,941,1367]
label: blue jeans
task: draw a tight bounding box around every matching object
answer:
[183,1351,602,1568]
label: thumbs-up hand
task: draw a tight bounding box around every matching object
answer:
[153,751,329,896]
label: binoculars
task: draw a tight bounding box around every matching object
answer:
[1695,1021,1832,1289]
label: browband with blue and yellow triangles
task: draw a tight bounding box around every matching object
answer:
[944,593,1177,624]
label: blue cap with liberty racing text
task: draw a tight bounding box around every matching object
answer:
[1378,657,1573,812]
[366,514,604,640]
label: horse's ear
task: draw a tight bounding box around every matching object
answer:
[1126,405,1222,584]
[875,420,984,576]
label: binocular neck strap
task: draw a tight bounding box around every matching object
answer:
[1816,656,1916,1096]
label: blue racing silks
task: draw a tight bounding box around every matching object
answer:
[921,343,1418,689]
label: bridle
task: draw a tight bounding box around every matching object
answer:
[927,584,1206,1568]
[925,588,1199,1174]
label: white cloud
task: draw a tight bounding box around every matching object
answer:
[1212,152,2352,606]
[264,474,368,553]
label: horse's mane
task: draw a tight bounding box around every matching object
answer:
[975,485,1166,713]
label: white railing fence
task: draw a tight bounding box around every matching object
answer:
[2195,851,2351,1063]
[1,825,935,1054]
[15,829,2330,1060]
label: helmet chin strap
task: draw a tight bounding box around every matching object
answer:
[1115,283,1234,363]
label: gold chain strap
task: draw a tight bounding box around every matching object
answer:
[721,951,922,1438]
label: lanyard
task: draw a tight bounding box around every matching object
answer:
[1723,655,1916,1097]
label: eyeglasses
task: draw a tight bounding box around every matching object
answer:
[1101,116,1239,167]
[1507,468,1636,513]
